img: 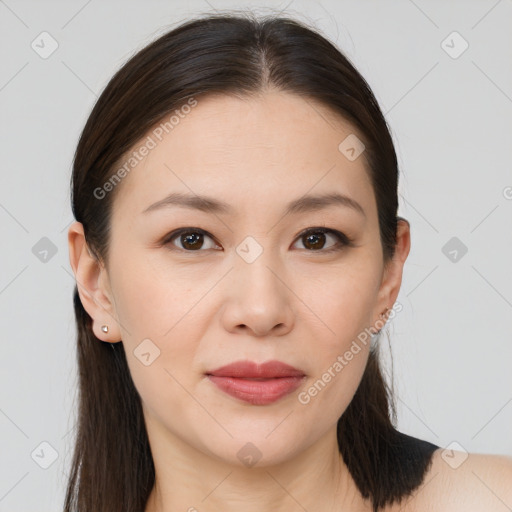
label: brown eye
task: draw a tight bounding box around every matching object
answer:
[164,228,220,251]
[293,228,351,253]
[179,231,204,250]
[302,231,329,250]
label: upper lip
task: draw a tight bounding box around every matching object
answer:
[206,360,305,378]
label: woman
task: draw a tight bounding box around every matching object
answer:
[65,11,512,512]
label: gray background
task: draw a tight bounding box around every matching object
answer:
[1,0,511,510]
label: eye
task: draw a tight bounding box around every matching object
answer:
[292,227,352,253]
[163,228,220,252]
[161,227,353,253]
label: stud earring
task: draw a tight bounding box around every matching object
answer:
[380,307,390,318]
[101,325,109,333]
[373,307,391,337]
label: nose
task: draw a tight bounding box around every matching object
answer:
[220,253,295,338]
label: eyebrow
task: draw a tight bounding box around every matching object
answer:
[142,191,366,218]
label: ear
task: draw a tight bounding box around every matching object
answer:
[371,218,411,332]
[67,221,121,343]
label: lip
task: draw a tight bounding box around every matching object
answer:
[206,360,306,405]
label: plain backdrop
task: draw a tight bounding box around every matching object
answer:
[1,0,511,510]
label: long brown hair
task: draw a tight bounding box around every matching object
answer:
[65,11,436,512]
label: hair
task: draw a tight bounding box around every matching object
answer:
[64,11,438,512]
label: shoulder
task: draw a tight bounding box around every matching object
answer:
[397,447,512,512]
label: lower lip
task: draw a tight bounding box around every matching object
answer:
[207,375,305,405]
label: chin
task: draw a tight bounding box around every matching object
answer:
[196,427,309,469]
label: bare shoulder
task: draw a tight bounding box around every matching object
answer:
[392,448,512,512]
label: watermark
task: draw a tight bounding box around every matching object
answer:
[93,97,198,200]
[441,236,468,263]
[237,441,263,467]
[31,31,59,59]
[298,302,403,405]
[440,31,469,60]
[338,133,365,161]
[31,441,59,469]
[133,338,161,366]
[441,441,469,469]
[32,236,58,263]
[236,236,264,264]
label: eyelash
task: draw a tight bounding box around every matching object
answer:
[161,226,355,254]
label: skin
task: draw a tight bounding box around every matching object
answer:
[68,90,512,511]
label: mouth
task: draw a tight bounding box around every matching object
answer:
[205,360,306,406]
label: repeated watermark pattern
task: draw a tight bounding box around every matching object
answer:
[1,0,511,510]
[93,97,198,200]
[297,302,403,405]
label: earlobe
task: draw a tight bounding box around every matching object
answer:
[67,221,121,343]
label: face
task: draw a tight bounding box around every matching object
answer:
[70,90,407,468]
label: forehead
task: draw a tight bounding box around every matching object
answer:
[111,90,375,223]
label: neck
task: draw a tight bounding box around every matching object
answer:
[144,421,365,512]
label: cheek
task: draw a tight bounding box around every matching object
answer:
[108,251,210,406]
[300,346,369,419]
[298,260,381,351]
[297,300,371,431]
[109,246,210,344]
[294,257,380,413]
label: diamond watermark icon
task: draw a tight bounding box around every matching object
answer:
[237,442,262,467]
[134,338,161,366]
[236,236,263,264]
[442,236,468,263]
[31,31,59,59]
[441,31,469,59]
[338,134,365,161]
[31,441,59,469]
[441,441,469,469]
[32,237,58,263]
